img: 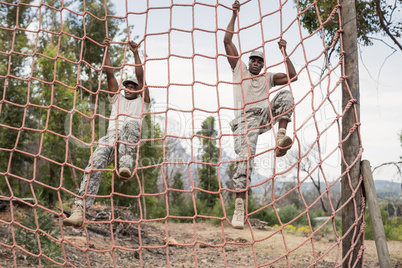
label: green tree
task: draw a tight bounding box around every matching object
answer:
[297,0,402,50]
[170,172,185,207]
[224,162,236,202]
[196,116,220,211]
[136,112,165,219]
[24,0,125,207]
[64,0,124,108]
[0,0,35,197]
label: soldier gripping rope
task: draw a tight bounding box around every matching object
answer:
[223,0,298,229]
[63,38,150,228]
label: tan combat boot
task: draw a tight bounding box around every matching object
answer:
[119,166,131,179]
[231,198,245,229]
[63,204,84,227]
[276,128,292,157]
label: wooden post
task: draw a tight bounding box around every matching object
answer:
[340,0,364,266]
[361,160,392,268]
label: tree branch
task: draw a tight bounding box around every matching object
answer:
[372,161,402,175]
[375,0,402,50]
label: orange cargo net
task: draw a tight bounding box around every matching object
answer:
[0,0,364,267]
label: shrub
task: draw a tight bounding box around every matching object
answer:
[210,200,225,225]
[169,200,195,223]
[278,204,310,226]
[365,206,402,241]
[283,224,297,233]
[143,196,166,219]
[11,209,63,266]
[297,225,311,236]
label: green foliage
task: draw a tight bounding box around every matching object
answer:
[168,172,195,222]
[11,209,63,266]
[0,0,125,207]
[210,199,225,225]
[365,205,402,241]
[297,0,401,49]
[224,162,236,201]
[169,200,195,223]
[65,0,120,62]
[195,198,210,217]
[64,0,123,96]
[197,116,220,210]
[277,204,306,226]
[170,172,185,207]
[192,198,225,225]
[310,208,328,218]
[137,113,164,218]
[383,217,402,241]
[0,1,35,197]
[249,203,318,228]
[144,196,167,219]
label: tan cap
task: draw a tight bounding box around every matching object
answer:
[249,51,264,61]
[122,78,138,86]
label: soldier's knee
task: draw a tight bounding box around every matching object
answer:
[124,119,140,132]
[282,90,294,105]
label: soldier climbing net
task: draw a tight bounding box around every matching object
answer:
[0,0,365,267]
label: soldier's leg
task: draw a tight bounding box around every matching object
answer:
[64,134,116,227]
[230,111,260,229]
[232,111,260,194]
[270,90,294,157]
[118,119,140,177]
[75,134,115,208]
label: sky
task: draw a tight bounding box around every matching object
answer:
[63,0,402,184]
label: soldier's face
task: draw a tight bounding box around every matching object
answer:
[248,57,264,75]
[124,83,138,100]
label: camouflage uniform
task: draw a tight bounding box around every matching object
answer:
[75,119,140,208]
[230,90,293,191]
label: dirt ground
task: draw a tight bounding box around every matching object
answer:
[1,203,401,268]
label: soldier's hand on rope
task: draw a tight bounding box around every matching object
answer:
[278,38,287,52]
[232,0,240,13]
[128,40,139,54]
[103,37,111,48]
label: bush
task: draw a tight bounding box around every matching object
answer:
[210,200,225,225]
[383,217,402,240]
[297,225,311,236]
[169,200,195,223]
[247,203,317,228]
[11,208,63,266]
[277,204,314,227]
[143,196,167,219]
[365,206,402,241]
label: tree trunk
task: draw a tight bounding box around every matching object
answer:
[340,0,364,266]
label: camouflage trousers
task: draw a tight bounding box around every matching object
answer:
[230,90,293,191]
[75,119,141,208]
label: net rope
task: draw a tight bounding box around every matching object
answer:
[0,0,365,267]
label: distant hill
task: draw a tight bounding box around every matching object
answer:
[158,117,401,199]
[374,180,402,198]
[250,178,401,199]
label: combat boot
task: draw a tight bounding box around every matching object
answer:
[119,166,131,179]
[231,198,245,229]
[276,128,292,157]
[63,204,84,227]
